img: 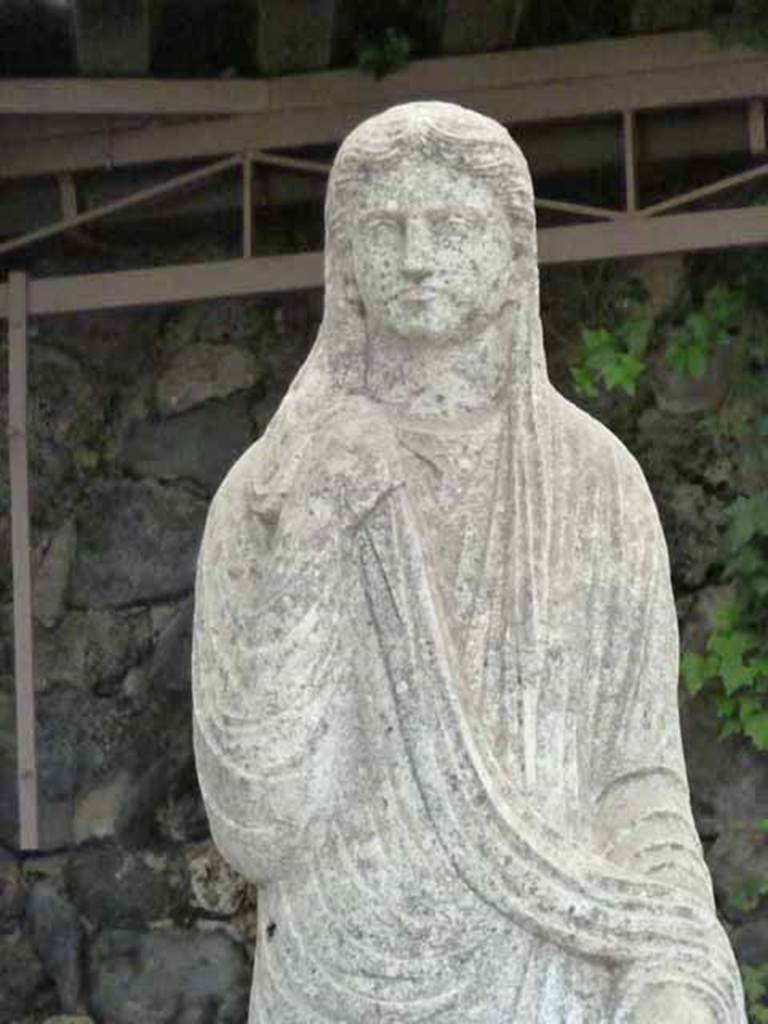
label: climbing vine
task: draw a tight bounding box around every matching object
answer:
[570,267,768,751]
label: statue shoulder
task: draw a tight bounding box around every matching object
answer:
[551,392,661,534]
[201,436,278,557]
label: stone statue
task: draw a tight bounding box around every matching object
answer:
[192,102,746,1023]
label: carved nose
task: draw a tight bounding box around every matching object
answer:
[402,217,432,280]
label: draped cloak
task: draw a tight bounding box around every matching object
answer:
[192,103,746,1023]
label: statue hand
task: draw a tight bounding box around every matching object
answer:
[309,397,403,524]
[627,984,717,1024]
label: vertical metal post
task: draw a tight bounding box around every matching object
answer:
[242,153,253,259]
[623,110,638,214]
[7,271,38,851]
[748,99,766,156]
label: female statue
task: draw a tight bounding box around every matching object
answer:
[192,102,745,1022]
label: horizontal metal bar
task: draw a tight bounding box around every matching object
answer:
[2,207,768,318]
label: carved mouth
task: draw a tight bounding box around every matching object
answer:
[399,286,442,302]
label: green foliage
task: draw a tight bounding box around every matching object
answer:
[666,284,747,379]
[355,27,412,78]
[572,321,652,397]
[571,269,768,752]
[571,277,653,397]
[681,493,768,749]
[744,963,768,1023]
[728,873,768,914]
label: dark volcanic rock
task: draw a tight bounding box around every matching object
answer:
[0,929,53,1022]
[87,928,250,1024]
[27,881,83,1012]
[146,596,194,695]
[120,397,253,493]
[70,480,207,608]
[65,842,187,929]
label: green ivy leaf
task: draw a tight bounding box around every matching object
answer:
[743,710,768,751]
[681,651,714,695]
[713,599,746,632]
[620,316,654,354]
[571,364,598,399]
[739,695,764,723]
[714,694,738,719]
[686,343,709,379]
[719,718,741,740]
[726,497,765,551]
[708,630,760,662]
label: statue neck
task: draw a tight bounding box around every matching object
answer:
[363,317,509,419]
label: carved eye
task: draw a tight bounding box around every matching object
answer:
[363,214,401,242]
[434,212,481,240]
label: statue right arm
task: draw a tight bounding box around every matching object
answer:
[192,400,402,884]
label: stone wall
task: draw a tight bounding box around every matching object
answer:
[1,244,766,1022]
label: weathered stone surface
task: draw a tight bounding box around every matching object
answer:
[65,842,187,929]
[73,773,133,843]
[731,914,768,966]
[707,824,768,919]
[0,930,52,1022]
[145,596,193,695]
[682,695,768,837]
[87,928,250,1024]
[193,103,745,1022]
[155,343,258,415]
[119,397,253,492]
[27,881,83,1012]
[70,481,207,608]
[651,344,733,414]
[0,849,25,931]
[664,481,725,589]
[13,682,178,850]
[42,1017,95,1024]
[35,608,152,694]
[186,841,246,917]
[33,520,77,628]
[632,254,686,316]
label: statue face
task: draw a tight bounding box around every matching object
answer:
[350,158,513,346]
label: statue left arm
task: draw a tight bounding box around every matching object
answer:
[590,463,743,1023]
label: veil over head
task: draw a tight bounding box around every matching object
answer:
[252,101,550,503]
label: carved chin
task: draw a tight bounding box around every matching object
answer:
[386,301,479,345]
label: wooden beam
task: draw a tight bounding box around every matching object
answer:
[538,205,768,264]
[0,252,324,318]
[7,272,38,851]
[3,33,768,181]
[1,207,767,319]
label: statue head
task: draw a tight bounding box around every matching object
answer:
[325,102,538,350]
